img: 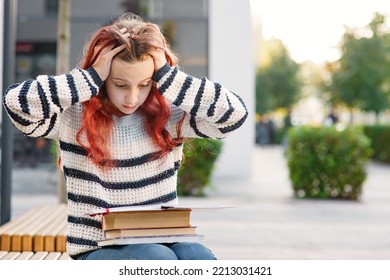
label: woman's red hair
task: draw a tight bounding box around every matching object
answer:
[76,14,184,168]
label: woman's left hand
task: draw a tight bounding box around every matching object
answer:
[148,46,168,71]
[115,27,167,71]
[115,28,131,44]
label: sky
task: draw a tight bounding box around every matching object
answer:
[250,0,390,64]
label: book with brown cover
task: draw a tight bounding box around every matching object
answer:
[102,209,192,230]
[104,226,197,239]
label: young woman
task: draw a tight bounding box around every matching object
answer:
[3,13,248,260]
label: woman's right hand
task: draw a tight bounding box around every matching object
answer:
[91,44,126,81]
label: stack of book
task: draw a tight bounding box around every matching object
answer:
[90,204,209,246]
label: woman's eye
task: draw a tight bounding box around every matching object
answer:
[139,83,150,88]
[116,84,127,88]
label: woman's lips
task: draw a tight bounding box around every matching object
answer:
[123,104,136,109]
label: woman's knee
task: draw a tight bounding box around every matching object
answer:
[169,242,217,260]
[120,244,178,260]
[76,244,178,260]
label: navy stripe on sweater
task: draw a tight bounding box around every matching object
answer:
[207,83,222,117]
[41,114,58,138]
[60,141,88,156]
[173,76,192,106]
[60,141,175,168]
[79,69,99,97]
[4,83,20,93]
[232,91,247,110]
[158,67,178,95]
[24,119,45,137]
[85,67,104,89]
[19,80,33,114]
[37,81,51,119]
[48,76,63,112]
[152,63,171,81]
[189,116,210,138]
[67,191,177,209]
[216,96,233,124]
[66,74,79,105]
[67,236,97,248]
[219,111,248,134]
[68,215,101,229]
[4,83,32,126]
[3,105,32,126]
[189,77,206,117]
[63,161,180,190]
[217,91,248,134]
[23,114,57,138]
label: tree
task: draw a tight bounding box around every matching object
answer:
[327,13,390,122]
[256,39,301,115]
[56,0,71,203]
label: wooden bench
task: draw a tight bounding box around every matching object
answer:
[0,251,71,260]
[0,204,69,259]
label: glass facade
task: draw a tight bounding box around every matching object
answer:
[15,42,57,83]
[45,0,59,16]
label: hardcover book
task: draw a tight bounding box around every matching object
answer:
[104,226,198,239]
[90,203,235,246]
[98,234,205,247]
[102,209,192,231]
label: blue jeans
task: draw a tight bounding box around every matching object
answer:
[73,242,217,260]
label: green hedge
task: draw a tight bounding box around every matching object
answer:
[286,126,372,200]
[363,125,390,163]
[177,138,223,196]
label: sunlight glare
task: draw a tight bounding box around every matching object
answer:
[251,0,390,63]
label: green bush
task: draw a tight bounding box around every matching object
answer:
[177,138,223,196]
[363,125,390,163]
[286,126,372,200]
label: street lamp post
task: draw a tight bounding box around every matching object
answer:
[1,0,17,225]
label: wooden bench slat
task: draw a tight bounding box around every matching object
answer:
[29,251,49,260]
[0,205,50,251]
[0,251,72,260]
[0,205,47,234]
[55,224,67,252]
[44,252,62,260]
[32,205,67,252]
[21,204,67,251]
[59,252,72,260]
[0,204,69,258]
[15,251,35,260]
[7,205,55,251]
[43,208,67,252]
[0,252,21,260]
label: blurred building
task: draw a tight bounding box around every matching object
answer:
[10,0,255,179]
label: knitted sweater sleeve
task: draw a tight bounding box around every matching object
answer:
[153,63,248,139]
[3,67,103,140]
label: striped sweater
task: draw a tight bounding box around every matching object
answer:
[3,63,248,257]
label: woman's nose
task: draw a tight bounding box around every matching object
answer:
[125,89,138,105]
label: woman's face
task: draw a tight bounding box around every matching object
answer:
[105,56,154,115]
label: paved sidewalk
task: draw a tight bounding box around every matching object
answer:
[10,146,390,259]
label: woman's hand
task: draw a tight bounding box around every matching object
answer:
[148,46,168,71]
[115,27,167,71]
[92,44,126,81]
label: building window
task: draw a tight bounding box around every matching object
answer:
[46,0,59,16]
[135,0,208,77]
[14,42,57,164]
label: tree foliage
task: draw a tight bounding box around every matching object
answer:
[256,39,301,115]
[327,13,390,121]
